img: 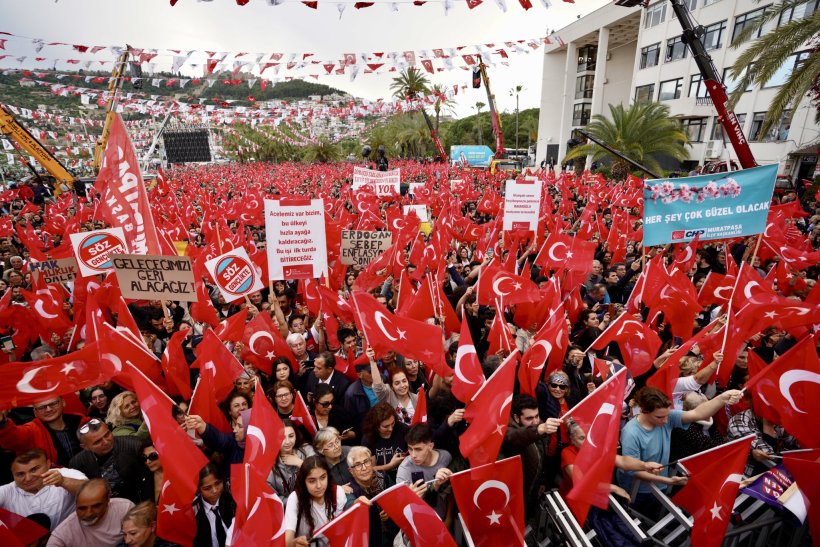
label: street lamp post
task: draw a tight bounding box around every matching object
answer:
[510,85,524,155]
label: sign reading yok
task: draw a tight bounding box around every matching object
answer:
[205,247,263,303]
[642,164,778,246]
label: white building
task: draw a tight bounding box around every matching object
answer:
[536,0,819,181]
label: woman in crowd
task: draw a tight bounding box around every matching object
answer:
[222,393,250,431]
[570,310,606,348]
[267,419,315,499]
[367,348,418,425]
[284,456,348,547]
[86,386,111,421]
[137,441,164,504]
[271,380,297,420]
[185,411,247,476]
[273,357,297,386]
[361,402,408,480]
[119,501,177,547]
[403,358,429,394]
[346,446,398,546]
[193,463,236,547]
[313,427,354,494]
[107,392,149,439]
[536,371,576,486]
[310,384,356,441]
[232,373,255,402]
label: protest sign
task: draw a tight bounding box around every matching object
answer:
[340,230,393,266]
[70,228,129,277]
[403,204,429,222]
[407,182,424,196]
[643,164,778,246]
[352,166,401,196]
[204,247,264,304]
[111,254,197,302]
[30,257,78,284]
[265,198,328,280]
[740,465,807,525]
[503,179,542,231]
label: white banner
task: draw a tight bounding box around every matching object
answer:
[264,198,328,281]
[403,204,429,222]
[502,179,542,231]
[352,166,401,196]
[70,228,129,277]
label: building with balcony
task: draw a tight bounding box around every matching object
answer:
[536,0,819,181]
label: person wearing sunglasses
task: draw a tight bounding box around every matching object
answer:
[0,397,84,467]
[135,441,164,505]
[536,372,577,487]
[68,419,145,504]
[309,385,356,443]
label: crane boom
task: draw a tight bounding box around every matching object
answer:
[477,55,505,159]
[0,103,75,192]
[419,108,448,162]
[93,48,131,172]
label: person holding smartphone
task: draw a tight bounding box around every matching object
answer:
[395,424,453,521]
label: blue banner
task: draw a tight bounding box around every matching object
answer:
[642,164,778,246]
[740,464,806,525]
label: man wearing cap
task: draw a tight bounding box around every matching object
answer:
[343,361,379,427]
[0,398,85,467]
[0,448,88,531]
[67,420,144,504]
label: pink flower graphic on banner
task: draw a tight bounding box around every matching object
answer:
[647,177,742,204]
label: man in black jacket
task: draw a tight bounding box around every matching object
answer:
[300,351,350,404]
[67,419,144,503]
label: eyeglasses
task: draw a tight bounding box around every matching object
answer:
[350,460,372,471]
[322,438,341,451]
[275,392,292,399]
[549,383,568,390]
[33,401,61,412]
[142,452,160,462]
[316,401,334,407]
[78,418,104,435]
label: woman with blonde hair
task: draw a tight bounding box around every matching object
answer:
[120,501,178,546]
[107,392,149,439]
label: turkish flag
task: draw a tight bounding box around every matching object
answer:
[229,472,286,547]
[412,386,427,425]
[0,507,49,546]
[461,350,518,467]
[518,310,568,397]
[372,483,457,547]
[647,317,721,400]
[190,280,220,327]
[93,114,163,255]
[97,321,164,391]
[21,288,73,337]
[0,344,100,410]
[743,334,820,448]
[192,330,246,401]
[565,369,627,524]
[672,233,701,272]
[486,306,514,357]
[189,367,231,434]
[313,501,369,545]
[240,311,296,374]
[290,391,318,436]
[452,312,485,403]
[476,264,541,306]
[127,363,209,546]
[590,313,661,377]
[450,456,525,546]
[243,380,285,483]
[214,308,248,343]
[783,449,820,542]
[674,435,754,547]
[351,292,450,378]
[697,271,734,307]
[161,330,193,400]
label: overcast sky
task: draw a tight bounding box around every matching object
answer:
[1,0,609,118]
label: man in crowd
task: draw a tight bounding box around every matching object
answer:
[0,449,88,531]
[46,478,134,547]
[344,362,378,426]
[0,398,84,467]
[396,423,453,520]
[301,351,350,403]
[67,420,144,504]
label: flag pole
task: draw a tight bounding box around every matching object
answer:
[559,367,626,421]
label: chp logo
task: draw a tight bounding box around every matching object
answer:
[671,229,705,241]
[75,230,127,273]
[215,255,255,296]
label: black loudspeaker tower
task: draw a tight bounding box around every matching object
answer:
[163,129,212,164]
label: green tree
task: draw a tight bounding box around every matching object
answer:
[728,0,820,136]
[390,67,430,100]
[564,102,689,180]
[431,84,455,131]
[475,102,486,146]
[302,139,342,163]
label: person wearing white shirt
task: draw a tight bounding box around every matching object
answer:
[284,455,351,547]
[0,448,87,530]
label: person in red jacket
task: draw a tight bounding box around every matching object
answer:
[0,397,85,466]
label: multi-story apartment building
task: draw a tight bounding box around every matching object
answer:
[536,0,819,181]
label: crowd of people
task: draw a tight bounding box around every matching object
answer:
[0,158,818,546]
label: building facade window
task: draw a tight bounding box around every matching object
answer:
[778,0,818,25]
[634,84,655,102]
[640,43,662,69]
[703,20,727,50]
[682,118,708,142]
[644,2,667,28]
[750,111,791,141]
[710,114,746,140]
[665,36,688,62]
[732,7,769,43]
[575,75,595,99]
[659,78,683,100]
[764,50,810,88]
[577,46,598,72]
[704,0,722,6]
[688,74,709,98]
[722,67,754,93]
[572,103,592,126]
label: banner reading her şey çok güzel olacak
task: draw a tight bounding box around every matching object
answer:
[642,163,778,246]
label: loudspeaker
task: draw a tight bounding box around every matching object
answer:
[163,129,212,163]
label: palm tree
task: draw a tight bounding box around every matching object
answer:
[302,139,342,163]
[564,102,689,180]
[475,102,486,146]
[431,84,455,132]
[728,0,820,136]
[509,85,525,152]
[390,67,430,100]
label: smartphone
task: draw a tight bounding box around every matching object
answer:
[607,304,615,316]
[411,471,425,484]
[0,335,14,352]
[486,248,494,259]
[673,336,683,346]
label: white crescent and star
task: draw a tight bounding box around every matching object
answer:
[246,425,267,454]
[374,311,405,341]
[779,370,820,414]
[547,242,568,262]
[527,340,553,371]
[16,366,58,394]
[402,504,424,538]
[34,300,59,320]
[454,344,478,385]
[492,276,521,297]
[473,480,511,526]
[743,281,760,299]
[249,332,275,356]
[586,402,615,448]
